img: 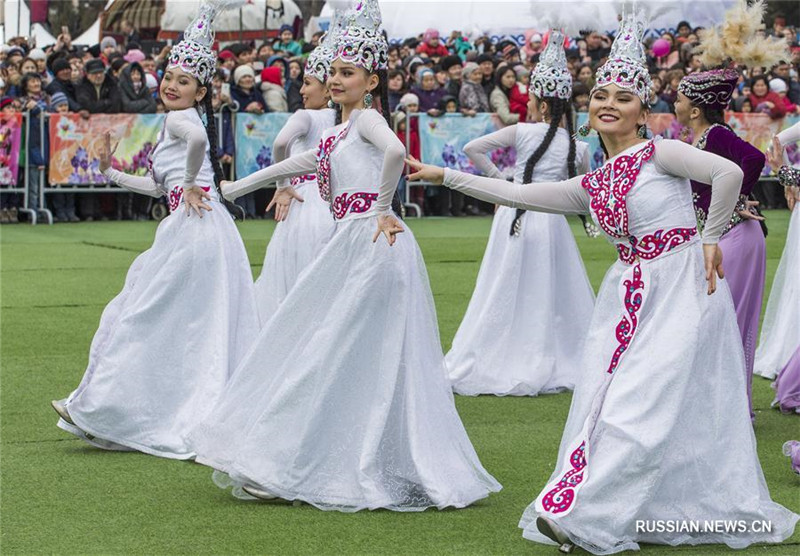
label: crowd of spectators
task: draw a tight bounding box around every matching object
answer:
[1,15,799,220]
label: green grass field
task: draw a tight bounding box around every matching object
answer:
[1,213,798,555]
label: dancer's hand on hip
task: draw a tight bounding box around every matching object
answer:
[373,213,404,246]
[405,156,445,185]
[184,186,212,218]
[267,187,304,222]
[703,243,724,296]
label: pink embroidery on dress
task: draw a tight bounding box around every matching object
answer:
[581,141,655,238]
[616,227,697,264]
[316,124,350,203]
[540,442,587,514]
[332,192,379,220]
[606,262,645,374]
[168,185,211,212]
[290,174,317,187]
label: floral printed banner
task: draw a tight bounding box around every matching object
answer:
[418,113,516,178]
[576,112,800,173]
[234,113,292,180]
[48,114,165,185]
[0,113,23,186]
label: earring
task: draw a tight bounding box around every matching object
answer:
[327,100,337,109]
[637,125,647,138]
[364,93,374,109]
[577,123,591,137]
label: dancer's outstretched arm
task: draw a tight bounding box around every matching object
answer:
[222,149,317,201]
[100,132,160,197]
[269,110,315,220]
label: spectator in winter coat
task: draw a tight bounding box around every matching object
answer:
[273,25,302,56]
[76,59,121,114]
[416,29,450,59]
[748,75,786,119]
[441,55,463,98]
[387,69,407,112]
[45,57,81,112]
[260,66,288,112]
[410,67,446,112]
[459,62,490,115]
[119,62,156,113]
[769,78,799,115]
[490,65,528,124]
[231,64,268,114]
[476,53,496,97]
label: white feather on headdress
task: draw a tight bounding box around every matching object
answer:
[695,0,788,69]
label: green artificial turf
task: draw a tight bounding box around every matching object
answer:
[1,213,798,555]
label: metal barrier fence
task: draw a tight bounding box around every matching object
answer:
[3,109,798,224]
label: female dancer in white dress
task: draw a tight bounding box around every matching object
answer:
[755,120,800,381]
[253,19,339,321]
[187,0,501,511]
[446,30,594,396]
[408,9,798,553]
[50,1,259,459]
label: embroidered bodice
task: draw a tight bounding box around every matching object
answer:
[273,108,336,187]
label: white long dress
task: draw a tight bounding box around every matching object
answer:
[754,122,800,379]
[445,124,595,396]
[442,137,799,554]
[187,109,501,511]
[56,108,259,459]
[253,108,337,322]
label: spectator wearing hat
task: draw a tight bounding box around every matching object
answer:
[441,55,463,98]
[459,62,490,115]
[6,46,25,66]
[231,64,267,114]
[417,29,449,59]
[260,66,288,112]
[27,48,48,78]
[476,53,495,96]
[100,36,117,64]
[76,58,121,115]
[769,77,799,115]
[273,25,302,56]
[771,61,800,105]
[522,31,544,62]
[45,56,81,112]
[119,62,156,113]
[123,49,146,65]
[109,56,127,79]
[46,92,79,222]
[410,67,446,113]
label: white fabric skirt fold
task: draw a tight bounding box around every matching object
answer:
[446,207,595,396]
[59,204,259,459]
[188,215,502,511]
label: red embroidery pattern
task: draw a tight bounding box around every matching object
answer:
[316,124,350,203]
[540,442,586,514]
[606,262,645,374]
[290,173,317,187]
[332,191,379,220]
[581,141,655,238]
[616,227,697,264]
[168,185,211,212]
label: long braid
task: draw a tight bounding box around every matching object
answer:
[565,101,591,230]
[203,89,241,218]
[509,97,565,236]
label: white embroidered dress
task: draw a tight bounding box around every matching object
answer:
[187,109,501,511]
[56,107,259,459]
[253,108,337,322]
[442,137,799,553]
[446,123,595,395]
[754,121,800,379]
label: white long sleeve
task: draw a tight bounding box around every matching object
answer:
[221,148,318,201]
[166,110,208,189]
[650,139,743,244]
[442,168,590,215]
[463,125,518,179]
[777,121,800,146]
[355,109,405,214]
[273,110,313,189]
[102,168,161,197]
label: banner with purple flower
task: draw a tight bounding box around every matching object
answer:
[48,114,165,185]
[0,113,23,186]
[234,113,292,180]
[417,113,516,178]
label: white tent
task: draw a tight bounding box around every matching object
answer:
[160,0,302,41]
[320,0,738,42]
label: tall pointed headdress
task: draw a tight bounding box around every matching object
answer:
[305,7,347,83]
[333,0,389,72]
[167,0,240,84]
[529,30,572,100]
[592,7,651,105]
